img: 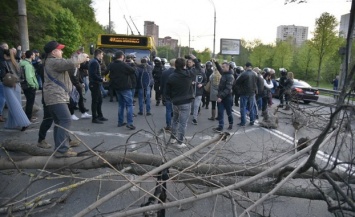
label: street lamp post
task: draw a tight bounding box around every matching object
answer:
[178,21,191,55]
[210,0,216,58]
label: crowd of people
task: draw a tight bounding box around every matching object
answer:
[0,40,296,156]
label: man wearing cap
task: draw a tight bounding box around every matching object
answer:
[42,40,87,157]
[234,62,258,126]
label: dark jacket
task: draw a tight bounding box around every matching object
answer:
[136,63,153,89]
[205,68,213,83]
[279,75,287,90]
[235,69,258,96]
[152,63,164,86]
[215,62,234,99]
[256,74,264,96]
[187,59,205,97]
[284,78,294,90]
[88,58,103,83]
[166,68,194,105]
[69,68,81,86]
[108,59,136,90]
[192,70,207,97]
[79,60,89,78]
[161,67,175,98]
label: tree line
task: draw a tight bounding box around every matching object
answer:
[158,12,348,86]
[0,1,349,86]
[0,0,105,58]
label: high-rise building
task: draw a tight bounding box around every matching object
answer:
[276,25,308,46]
[339,13,354,38]
[158,36,178,49]
[144,21,159,47]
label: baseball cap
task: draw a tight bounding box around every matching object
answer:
[44,41,65,53]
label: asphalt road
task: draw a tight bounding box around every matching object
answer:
[0,90,337,217]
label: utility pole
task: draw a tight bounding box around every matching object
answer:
[108,0,111,34]
[17,0,29,51]
[210,0,216,58]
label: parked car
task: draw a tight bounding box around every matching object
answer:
[272,79,320,104]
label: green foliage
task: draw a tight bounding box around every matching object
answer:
[156,46,176,61]
[310,12,340,86]
[272,40,294,71]
[54,8,81,57]
[291,41,317,80]
[0,0,22,48]
[249,44,272,68]
[0,0,104,56]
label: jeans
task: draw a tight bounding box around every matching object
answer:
[74,83,86,113]
[36,74,43,90]
[0,82,5,116]
[82,76,89,93]
[191,95,202,120]
[256,94,262,110]
[48,103,71,153]
[165,99,172,127]
[240,94,256,125]
[217,95,233,129]
[89,82,103,120]
[100,84,108,97]
[171,103,191,144]
[23,87,36,120]
[138,86,151,113]
[116,89,133,125]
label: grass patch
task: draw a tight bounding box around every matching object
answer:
[306,80,333,89]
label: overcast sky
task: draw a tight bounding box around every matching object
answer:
[92,0,350,52]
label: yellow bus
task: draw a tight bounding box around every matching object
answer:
[90,34,157,63]
[90,34,157,89]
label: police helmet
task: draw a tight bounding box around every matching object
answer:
[229,61,237,69]
[263,67,271,73]
[235,66,244,74]
[279,68,287,76]
[154,57,161,62]
[161,58,167,64]
[205,61,212,67]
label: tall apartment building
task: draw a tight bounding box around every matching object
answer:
[276,25,308,46]
[158,36,178,49]
[144,21,159,47]
[339,13,354,38]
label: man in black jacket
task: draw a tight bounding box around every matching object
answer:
[89,49,108,124]
[212,60,235,132]
[234,62,258,126]
[166,57,195,148]
[186,57,205,125]
[152,57,165,106]
[202,61,213,109]
[109,51,136,130]
[161,58,176,131]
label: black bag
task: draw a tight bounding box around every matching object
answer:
[0,61,10,82]
[2,73,18,87]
